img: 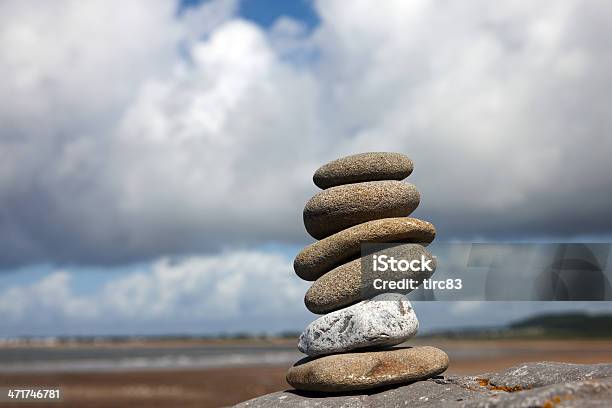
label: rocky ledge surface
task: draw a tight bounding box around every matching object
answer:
[234,362,612,407]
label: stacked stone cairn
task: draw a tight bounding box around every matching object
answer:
[286,152,449,393]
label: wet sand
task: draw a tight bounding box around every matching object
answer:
[1,339,611,408]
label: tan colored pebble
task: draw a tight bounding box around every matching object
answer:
[303,181,420,240]
[313,152,414,189]
[304,244,435,314]
[294,217,435,281]
[286,346,449,392]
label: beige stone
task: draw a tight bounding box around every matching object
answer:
[313,152,413,189]
[286,346,449,392]
[294,217,435,281]
[303,181,420,240]
[304,244,435,314]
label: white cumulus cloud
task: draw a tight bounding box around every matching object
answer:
[0,0,612,270]
[0,250,310,335]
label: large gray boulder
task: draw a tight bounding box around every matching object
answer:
[235,362,612,407]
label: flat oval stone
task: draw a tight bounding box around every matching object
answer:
[305,244,435,314]
[298,293,418,356]
[303,181,420,240]
[286,346,449,392]
[313,152,413,189]
[294,217,435,281]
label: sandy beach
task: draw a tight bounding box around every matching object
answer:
[0,339,611,407]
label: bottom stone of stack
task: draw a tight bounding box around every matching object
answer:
[286,346,449,392]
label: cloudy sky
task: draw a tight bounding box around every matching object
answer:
[1,0,611,337]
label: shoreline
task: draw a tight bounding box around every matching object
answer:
[2,336,611,349]
[1,339,611,407]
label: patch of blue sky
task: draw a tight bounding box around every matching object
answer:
[0,262,150,296]
[0,264,55,289]
[179,0,320,29]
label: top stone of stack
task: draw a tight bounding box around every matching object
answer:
[313,152,414,189]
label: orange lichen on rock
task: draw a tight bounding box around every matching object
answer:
[477,378,490,387]
[543,394,573,408]
[475,378,525,392]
